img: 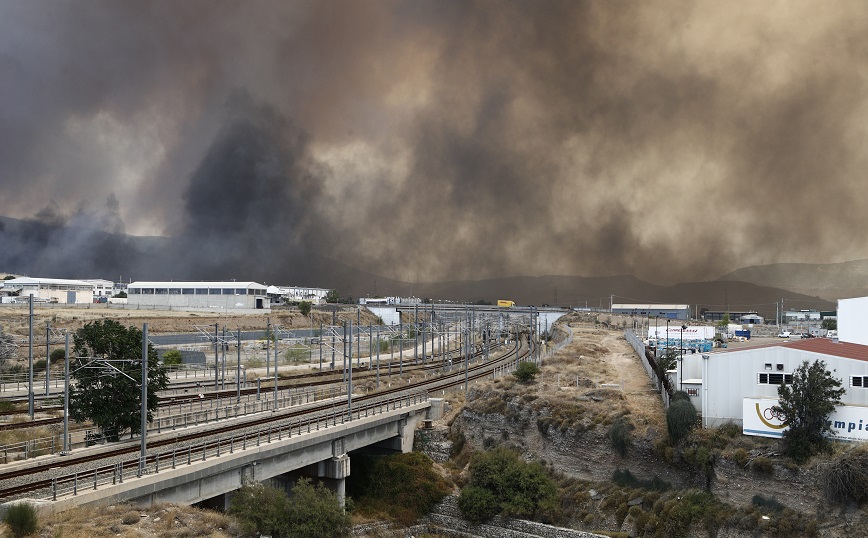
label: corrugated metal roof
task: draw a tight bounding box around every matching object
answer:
[1,277,92,286]
[709,338,868,363]
[782,338,868,363]
[128,281,267,289]
[612,304,690,310]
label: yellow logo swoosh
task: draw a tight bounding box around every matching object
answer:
[755,403,786,429]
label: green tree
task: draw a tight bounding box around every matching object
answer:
[229,479,350,538]
[229,481,293,538]
[49,348,66,363]
[458,448,559,523]
[69,320,169,442]
[348,452,449,525]
[655,349,677,380]
[773,359,845,463]
[325,289,341,303]
[822,318,837,331]
[513,361,540,383]
[162,349,182,366]
[608,417,633,458]
[113,291,127,298]
[667,400,698,443]
[298,300,312,317]
[283,478,351,537]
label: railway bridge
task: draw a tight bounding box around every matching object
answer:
[22,396,441,513]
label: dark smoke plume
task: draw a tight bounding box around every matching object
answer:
[2,1,868,288]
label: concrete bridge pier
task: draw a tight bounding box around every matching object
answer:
[317,454,350,507]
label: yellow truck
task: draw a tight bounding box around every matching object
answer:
[497,300,515,308]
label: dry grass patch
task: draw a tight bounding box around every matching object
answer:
[39,503,236,538]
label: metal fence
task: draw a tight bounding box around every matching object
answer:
[624,329,670,408]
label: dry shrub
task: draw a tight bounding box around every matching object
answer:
[751,457,774,476]
[121,510,140,525]
[821,444,868,505]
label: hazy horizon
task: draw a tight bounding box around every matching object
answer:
[3,2,867,287]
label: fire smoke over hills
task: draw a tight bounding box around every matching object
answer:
[2,1,868,288]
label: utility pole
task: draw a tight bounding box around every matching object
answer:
[62,331,70,454]
[273,328,279,410]
[139,323,148,476]
[376,324,380,388]
[236,329,241,404]
[45,321,51,396]
[213,323,219,390]
[347,321,353,418]
[356,307,361,368]
[28,295,34,420]
[221,326,226,390]
[399,312,403,375]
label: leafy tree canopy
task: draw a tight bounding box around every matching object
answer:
[513,361,540,383]
[69,320,168,441]
[325,289,341,303]
[667,399,698,443]
[458,448,559,523]
[229,479,350,538]
[162,349,182,365]
[348,452,449,525]
[822,318,837,331]
[773,359,845,463]
[298,301,312,317]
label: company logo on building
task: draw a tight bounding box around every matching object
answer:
[743,398,868,441]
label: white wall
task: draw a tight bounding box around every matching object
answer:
[691,345,868,427]
[838,297,868,345]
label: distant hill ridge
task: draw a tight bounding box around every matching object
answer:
[718,260,868,302]
[0,214,837,316]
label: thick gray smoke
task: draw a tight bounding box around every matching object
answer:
[2,1,868,287]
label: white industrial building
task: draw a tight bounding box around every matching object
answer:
[266,285,329,305]
[359,296,421,306]
[837,297,868,346]
[671,294,868,442]
[127,281,269,311]
[82,279,115,298]
[0,277,94,304]
[681,338,868,435]
[612,303,690,320]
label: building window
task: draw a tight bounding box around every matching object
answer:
[169,288,181,294]
[182,288,194,295]
[155,288,169,295]
[852,376,868,388]
[758,373,793,385]
[142,288,154,295]
[196,289,208,295]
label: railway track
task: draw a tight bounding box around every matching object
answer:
[0,339,532,502]
[0,345,499,432]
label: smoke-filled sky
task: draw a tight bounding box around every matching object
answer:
[2,1,868,286]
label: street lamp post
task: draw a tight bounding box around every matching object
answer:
[680,324,687,390]
[666,319,670,358]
